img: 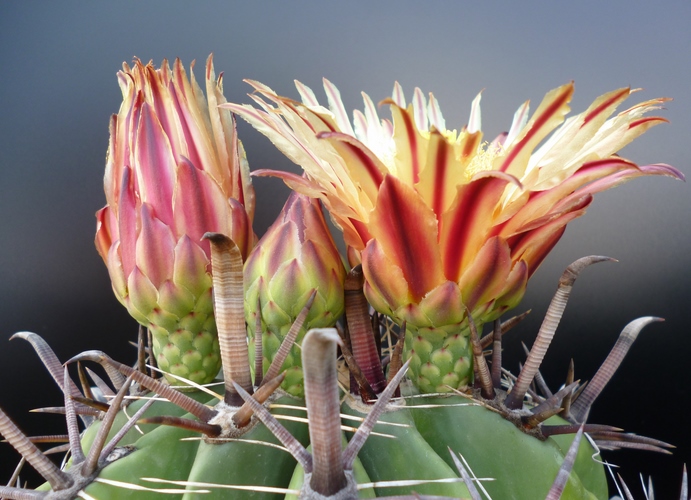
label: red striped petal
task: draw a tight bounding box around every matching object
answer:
[508,195,593,275]
[368,176,444,302]
[386,102,425,186]
[554,162,684,214]
[117,166,138,279]
[133,102,176,227]
[500,158,639,236]
[173,157,228,247]
[492,260,528,317]
[227,197,254,261]
[361,239,412,315]
[457,236,512,312]
[440,172,517,283]
[582,88,630,127]
[316,131,386,202]
[415,129,469,221]
[136,203,176,288]
[498,83,574,178]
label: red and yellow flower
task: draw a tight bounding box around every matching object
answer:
[226,80,683,392]
[96,56,255,384]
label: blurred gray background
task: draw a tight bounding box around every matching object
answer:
[1,1,689,496]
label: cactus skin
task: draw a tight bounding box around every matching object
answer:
[409,394,608,500]
[340,397,472,498]
[52,388,604,499]
[65,392,309,500]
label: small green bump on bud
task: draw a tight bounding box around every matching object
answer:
[417,375,433,393]
[202,353,220,373]
[162,342,181,362]
[193,289,214,317]
[158,281,196,318]
[202,315,215,335]
[188,370,207,384]
[170,330,194,351]
[416,326,447,345]
[192,331,215,353]
[157,357,170,371]
[430,348,454,375]
[170,363,190,379]
[454,356,471,378]
[283,366,305,397]
[440,372,460,388]
[420,362,441,381]
[408,351,422,371]
[262,301,293,335]
[443,332,469,358]
[412,336,433,359]
[178,312,204,334]
[181,350,202,367]
[284,351,297,369]
[149,308,180,332]
[264,331,282,354]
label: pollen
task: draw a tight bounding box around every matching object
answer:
[464,141,503,180]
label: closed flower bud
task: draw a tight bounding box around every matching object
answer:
[95,56,255,384]
[244,192,346,396]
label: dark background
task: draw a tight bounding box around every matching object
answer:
[1,2,689,497]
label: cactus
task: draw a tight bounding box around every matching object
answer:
[0,253,680,499]
[0,58,686,499]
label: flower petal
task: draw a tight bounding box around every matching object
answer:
[117,166,138,278]
[457,236,512,312]
[95,206,116,262]
[362,239,412,316]
[173,235,211,299]
[133,102,176,226]
[173,157,228,247]
[508,195,593,275]
[367,175,445,301]
[498,83,574,178]
[440,171,517,283]
[317,131,386,202]
[386,102,426,186]
[417,281,465,328]
[136,202,176,288]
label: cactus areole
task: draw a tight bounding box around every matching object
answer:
[0,57,684,500]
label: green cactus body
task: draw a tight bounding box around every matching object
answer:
[340,396,473,498]
[24,381,607,500]
[64,392,309,500]
[408,393,608,500]
[286,439,377,499]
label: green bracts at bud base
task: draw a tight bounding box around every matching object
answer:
[244,192,346,396]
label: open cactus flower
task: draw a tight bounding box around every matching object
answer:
[226,80,683,393]
[0,57,688,500]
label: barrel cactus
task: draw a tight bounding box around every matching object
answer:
[0,58,686,499]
